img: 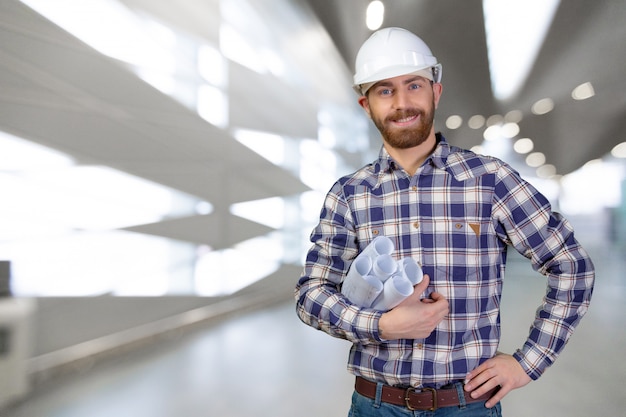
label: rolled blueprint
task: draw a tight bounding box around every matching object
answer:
[342,255,383,307]
[350,255,373,278]
[346,274,384,308]
[371,254,397,281]
[371,275,414,310]
[397,257,423,286]
[359,235,394,259]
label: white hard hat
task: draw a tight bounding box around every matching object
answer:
[353,27,442,95]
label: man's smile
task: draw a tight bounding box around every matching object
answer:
[388,112,420,127]
[394,115,418,124]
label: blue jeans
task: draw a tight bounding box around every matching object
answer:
[348,383,502,417]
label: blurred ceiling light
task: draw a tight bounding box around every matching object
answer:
[483,125,502,141]
[572,82,595,101]
[232,128,286,165]
[260,48,286,78]
[0,131,74,170]
[536,164,557,178]
[194,238,281,296]
[611,142,626,158]
[583,159,602,169]
[195,201,213,215]
[561,159,624,214]
[468,115,486,129]
[531,98,555,115]
[446,115,463,129]
[366,1,385,30]
[198,44,227,87]
[21,0,177,72]
[299,139,338,191]
[483,0,560,101]
[230,197,285,229]
[486,114,504,126]
[19,165,189,230]
[501,122,520,138]
[220,24,267,74]
[505,109,523,123]
[513,137,534,154]
[197,84,229,128]
[318,126,337,148]
[526,151,546,167]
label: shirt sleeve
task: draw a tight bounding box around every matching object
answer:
[294,181,384,345]
[492,164,595,380]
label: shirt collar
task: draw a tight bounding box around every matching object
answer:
[429,133,450,170]
[374,132,450,175]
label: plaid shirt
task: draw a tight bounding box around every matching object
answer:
[295,134,594,388]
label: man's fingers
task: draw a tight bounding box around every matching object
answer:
[484,385,507,409]
[429,291,446,301]
[464,353,532,408]
[414,273,430,294]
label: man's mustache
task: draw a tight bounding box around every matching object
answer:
[386,109,423,122]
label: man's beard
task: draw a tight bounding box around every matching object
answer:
[371,99,436,149]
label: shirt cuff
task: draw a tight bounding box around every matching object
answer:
[513,343,555,380]
[344,307,384,344]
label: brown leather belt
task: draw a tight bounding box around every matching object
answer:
[355,376,498,411]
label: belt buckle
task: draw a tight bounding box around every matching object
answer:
[405,387,437,411]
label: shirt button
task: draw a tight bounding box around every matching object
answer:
[412,186,417,191]
[416,343,423,349]
[413,221,419,229]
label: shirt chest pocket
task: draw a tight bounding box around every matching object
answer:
[419,218,494,281]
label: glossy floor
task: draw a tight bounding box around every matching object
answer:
[3,242,625,417]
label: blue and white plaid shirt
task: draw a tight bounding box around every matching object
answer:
[295,134,594,389]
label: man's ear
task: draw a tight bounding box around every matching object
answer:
[358,95,371,118]
[432,82,443,109]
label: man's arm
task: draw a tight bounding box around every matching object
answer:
[469,165,595,407]
[294,182,386,344]
[492,165,595,379]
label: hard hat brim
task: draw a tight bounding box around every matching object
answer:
[354,66,440,95]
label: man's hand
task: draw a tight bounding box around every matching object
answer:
[464,352,532,408]
[378,274,448,340]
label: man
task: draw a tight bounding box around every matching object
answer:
[294,27,594,416]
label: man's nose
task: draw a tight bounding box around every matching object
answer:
[392,89,409,109]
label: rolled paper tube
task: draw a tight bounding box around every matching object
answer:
[398,258,423,286]
[361,275,384,307]
[341,271,383,307]
[359,235,394,260]
[371,275,414,311]
[371,254,397,281]
[342,255,376,306]
[352,255,373,277]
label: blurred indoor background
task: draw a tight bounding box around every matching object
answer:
[1,0,625,415]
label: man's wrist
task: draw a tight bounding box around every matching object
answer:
[377,311,393,340]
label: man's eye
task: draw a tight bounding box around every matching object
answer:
[409,83,420,90]
[380,88,392,95]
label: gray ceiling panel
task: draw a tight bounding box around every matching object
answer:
[122,213,274,249]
